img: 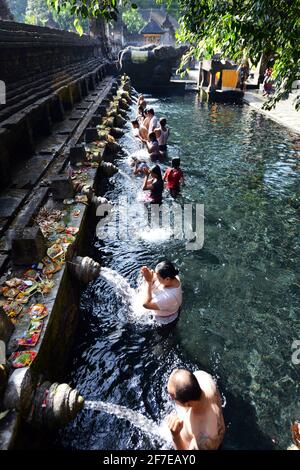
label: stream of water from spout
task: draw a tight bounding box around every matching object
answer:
[99,267,153,325]
[84,400,172,447]
[118,169,133,182]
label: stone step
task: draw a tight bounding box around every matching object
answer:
[0,76,115,238]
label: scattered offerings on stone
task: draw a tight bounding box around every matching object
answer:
[42,257,62,276]
[5,278,23,288]
[17,319,43,347]
[10,351,37,368]
[1,287,18,298]
[28,303,48,320]
[35,208,65,237]
[66,226,79,235]
[37,279,54,295]
[75,195,88,204]
[2,302,23,318]
[23,268,38,280]
[15,293,31,304]
[47,244,64,260]
[63,199,75,205]
[53,222,66,233]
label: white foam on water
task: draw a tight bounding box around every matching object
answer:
[118,169,132,182]
[137,227,173,244]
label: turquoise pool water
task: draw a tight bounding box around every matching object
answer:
[59,94,300,450]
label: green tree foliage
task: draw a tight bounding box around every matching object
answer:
[25,0,54,26]
[46,0,299,109]
[122,8,145,33]
[176,0,300,110]
[23,0,88,31]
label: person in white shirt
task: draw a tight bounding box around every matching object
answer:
[155,117,170,152]
[148,108,158,135]
[140,260,182,324]
[167,369,225,450]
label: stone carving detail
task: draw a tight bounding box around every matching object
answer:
[2,368,84,429]
[100,161,119,176]
[68,256,101,283]
[118,44,188,88]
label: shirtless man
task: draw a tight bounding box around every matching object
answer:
[139,109,151,141]
[167,369,225,450]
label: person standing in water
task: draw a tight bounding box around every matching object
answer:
[155,118,170,153]
[148,108,158,135]
[139,108,151,141]
[140,260,182,324]
[131,120,143,143]
[145,132,161,160]
[136,105,145,125]
[163,157,184,198]
[166,368,225,450]
[137,94,147,110]
[142,164,164,205]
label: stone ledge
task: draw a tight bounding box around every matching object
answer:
[0,75,131,449]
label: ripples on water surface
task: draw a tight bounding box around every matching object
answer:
[59,94,300,450]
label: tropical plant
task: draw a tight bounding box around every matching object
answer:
[121,8,145,33]
[175,0,300,110]
[45,0,300,110]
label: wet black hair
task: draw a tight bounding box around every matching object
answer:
[131,120,139,126]
[149,132,157,141]
[172,157,181,169]
[160,117,167,127]
[172,370,202,403]
[150,164,162,180]
[148,108,155,115]
[138,105,144,114]
[144,108,149,114]
[155,260,179,279]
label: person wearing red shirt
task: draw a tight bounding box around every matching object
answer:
[163,157,184,198]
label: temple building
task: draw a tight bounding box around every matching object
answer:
[110,8,178,47]
[139,18,165,45]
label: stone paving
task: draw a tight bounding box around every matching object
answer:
[243,89,300,135]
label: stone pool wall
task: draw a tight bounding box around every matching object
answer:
[0,74,133,449]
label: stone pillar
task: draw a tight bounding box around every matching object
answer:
[197,62,203,90]
[208,69,217,92]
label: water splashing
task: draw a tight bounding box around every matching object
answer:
[137,227,173,244]
[100,267,136,301]
[118,169,132,182]
[84,400,172,447]
[99,267,153,325]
